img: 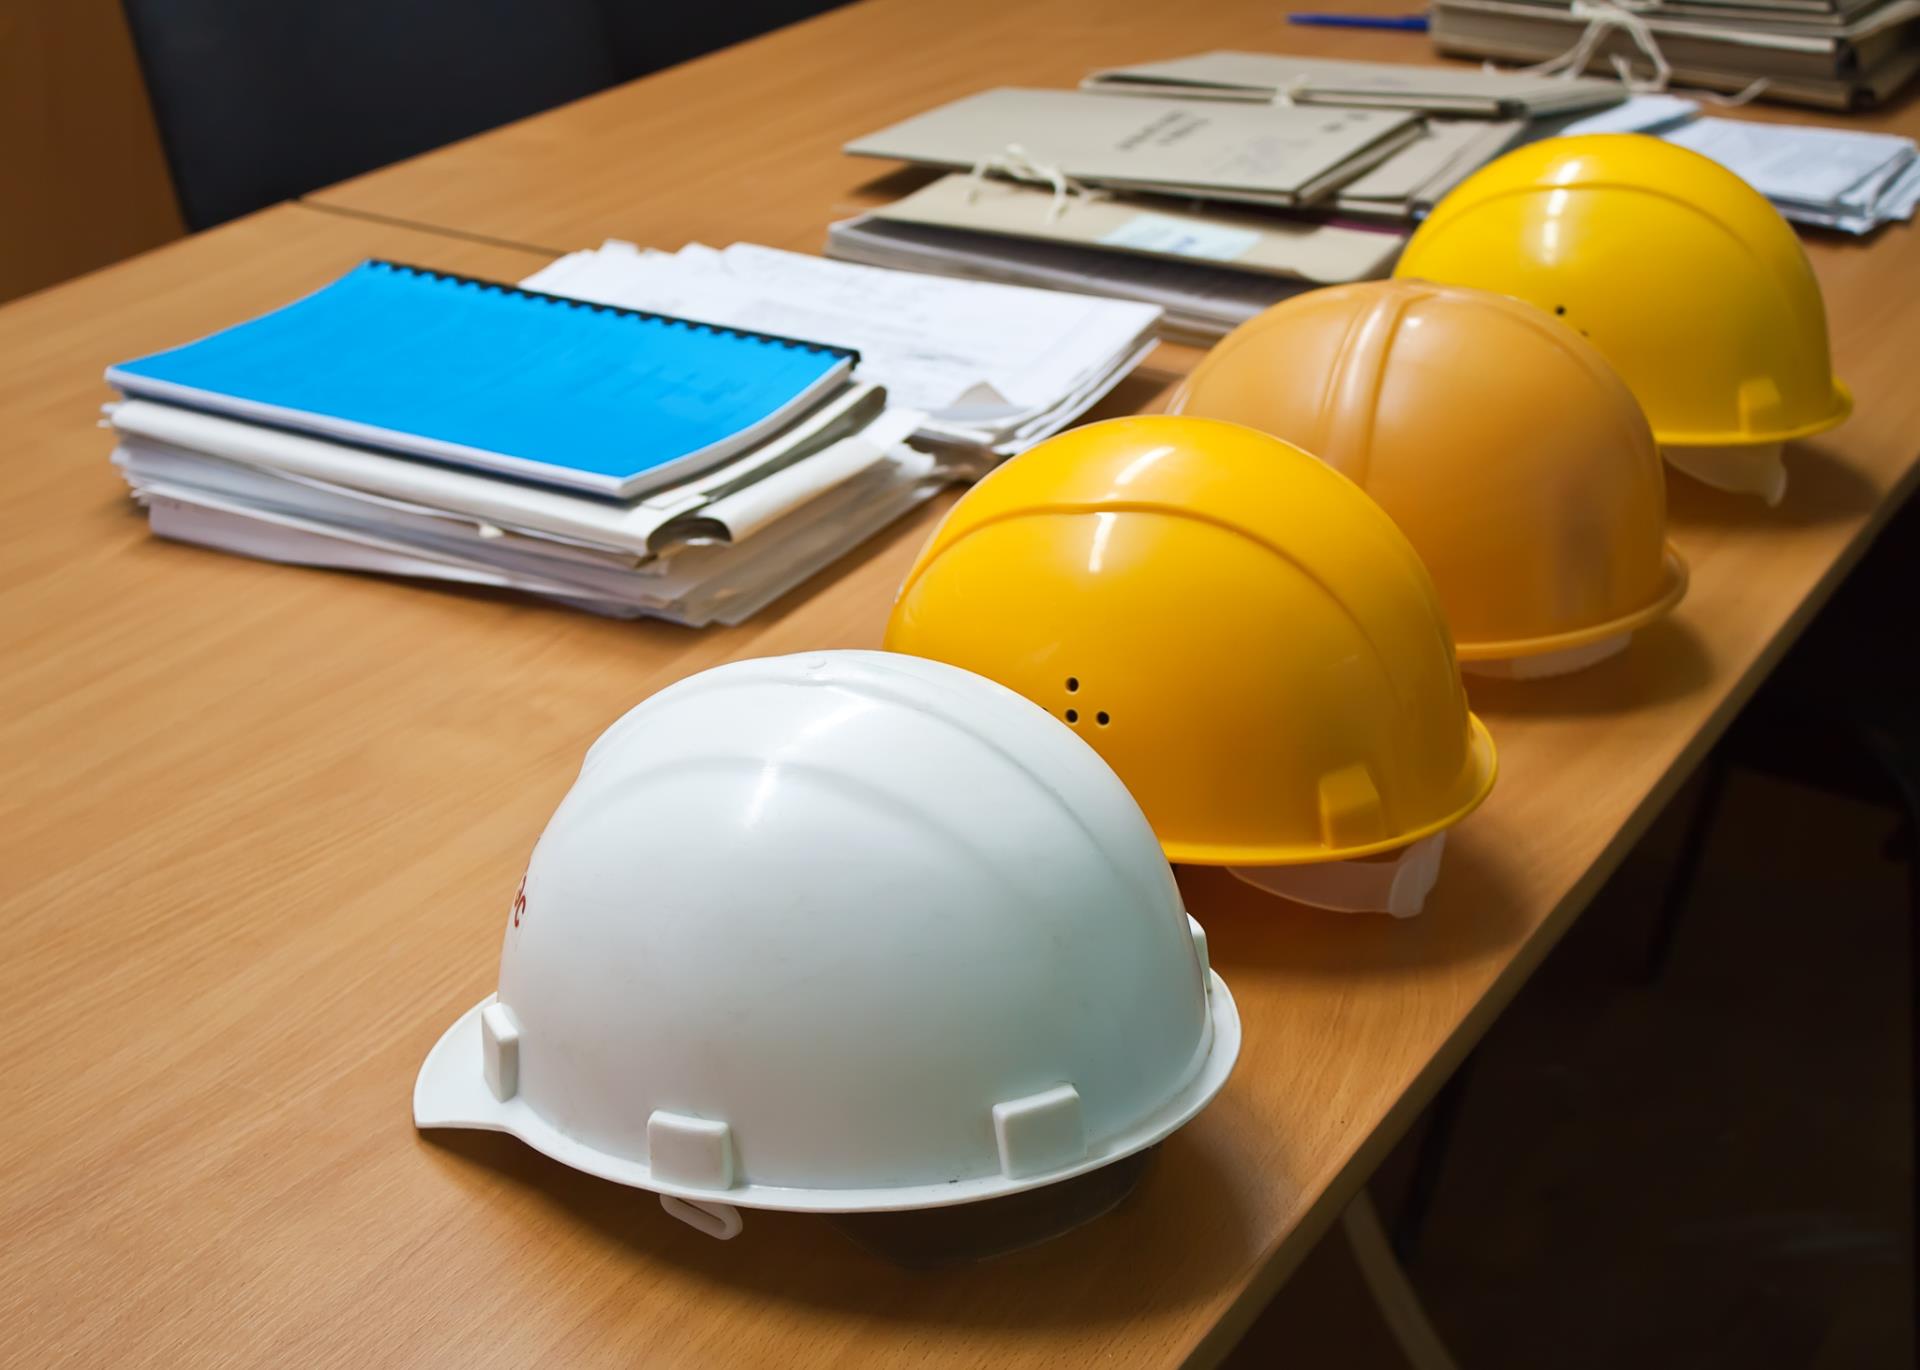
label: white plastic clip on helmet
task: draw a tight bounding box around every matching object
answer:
[415,650,1240,1250]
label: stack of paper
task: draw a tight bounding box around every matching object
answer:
[1517,96,1917,231]
[826,176,1403,343]
[114,400,937,627]
[105,259,946,627]
[1328,117,1532,215]
[524,241,1162,456]
[1071,53,1618,215]
[828,65,1619,340]
[1540,91,1704,134]
[1431,0,1920,109]
[1662,115,1920,230]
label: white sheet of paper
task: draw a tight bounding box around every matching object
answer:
[1879,156,1920,218]
[1556,94,1700,137]
[521,240,1161,421]
[1662,118,1916,206]
[109,392,911,557]
[134,446,942,628]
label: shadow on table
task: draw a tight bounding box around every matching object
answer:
[1665,440,1881,533]
[1463,614,1715,720]
[1178,829,1528,978]
[417,1083,1256,1327]
[1089,365,1187,420]
[844,164,941,204]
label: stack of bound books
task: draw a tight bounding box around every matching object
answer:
[1430,0,1920,109]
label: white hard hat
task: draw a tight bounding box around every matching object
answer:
[415,650,1240,1241]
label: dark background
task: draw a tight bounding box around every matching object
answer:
[120,0,854,230]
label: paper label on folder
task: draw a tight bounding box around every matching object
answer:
[1099,214,1259,262]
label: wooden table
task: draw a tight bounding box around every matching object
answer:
[304,0,1920,251]
[6,2,1919,1363]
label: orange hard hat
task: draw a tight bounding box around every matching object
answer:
[1170,278,1687,674]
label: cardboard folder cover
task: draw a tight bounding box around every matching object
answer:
[1081,50,1624,116]
[1656,0,1890,18]
[862,175,1404,283]
[1623,0,1890,28]
[1432,0,1920,81]
[1332,118,1526,212]
[845,87,1422,206]
[1433,4,1920,107]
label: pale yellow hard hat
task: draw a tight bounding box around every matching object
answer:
[883,415,1496,867]
[1397,133,1851,503]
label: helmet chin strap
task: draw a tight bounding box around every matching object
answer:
[661,1195,745,1241]
[1663,441,1789,506]
[1228,832,1448,920]
[1462,633,1630,681]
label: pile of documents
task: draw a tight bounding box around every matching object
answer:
[826,177,1401,343]
[845,87,1431,209]
[105,258,953,628]
[1431,0,1920,110]
[113,398,932,628]
[833,46,1920,335]
[525,241,1161,456]
[832,59,1627,339]
[1663,114,1920,229]
[1078,49,1625,116]
[106,244,1164,626]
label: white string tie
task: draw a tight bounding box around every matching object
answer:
[1268,75,1313,107]
[1489,0,1769,107]
[964,143,1108,221]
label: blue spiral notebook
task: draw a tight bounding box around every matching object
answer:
[106,261,860,498]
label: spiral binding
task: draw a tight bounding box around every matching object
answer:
[365,260,862,364]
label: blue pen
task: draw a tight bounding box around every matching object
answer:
[1288,13,1430,30]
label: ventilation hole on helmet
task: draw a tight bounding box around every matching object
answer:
[1065,708,1079,724]
[1065,677,1079,693]
[1095,711,1111,726]
[1554,305,1566,315]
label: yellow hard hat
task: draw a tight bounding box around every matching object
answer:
[1396,134,1850,500]
[883,415,1496,867]
[1169,279,1688,671]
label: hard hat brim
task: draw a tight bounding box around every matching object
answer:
[1161,712,1498,869]
[413,976,1241,1214]
[1654,377,1853,450]
[1454,544,1689,663]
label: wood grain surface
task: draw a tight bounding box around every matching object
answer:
[4,1,1920,1362]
